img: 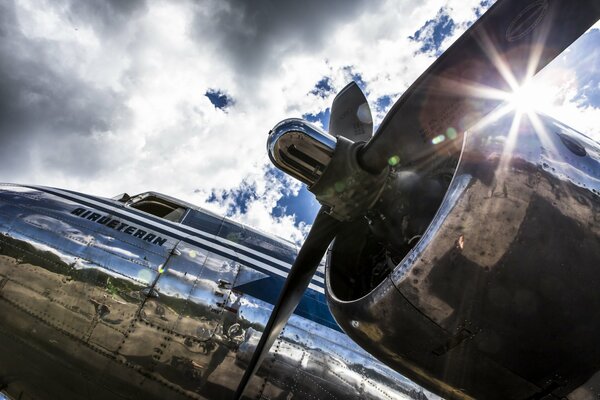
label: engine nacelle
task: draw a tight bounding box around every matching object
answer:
[326,110,600,399]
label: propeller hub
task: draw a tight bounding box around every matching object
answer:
[310,135,388,221]
[268,118,388,221]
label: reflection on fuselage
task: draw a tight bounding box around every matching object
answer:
[0,184,435,400]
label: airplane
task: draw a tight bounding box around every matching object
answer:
[0,1,599,400]
[0,184,435,400]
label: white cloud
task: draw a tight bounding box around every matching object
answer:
[1,0,598,244]
[528,25,600,141]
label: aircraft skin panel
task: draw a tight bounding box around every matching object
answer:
[0,185,436,400]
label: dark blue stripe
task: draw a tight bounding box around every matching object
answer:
[54,187,326,280]
[235,276,340,332]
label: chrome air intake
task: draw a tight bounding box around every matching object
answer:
[268,118,388,221]
[267,118,337,187]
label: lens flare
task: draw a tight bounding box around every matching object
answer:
[507,80,541,114]
[388,155,400,166]
[432,135,445,145]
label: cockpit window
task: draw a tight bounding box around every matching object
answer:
[128,195,187,222]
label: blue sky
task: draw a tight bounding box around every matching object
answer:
[0,0,598,244]
[205,89,234,110]
[410,7,456,55]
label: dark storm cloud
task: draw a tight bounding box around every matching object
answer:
[67,0,147,36]
[0,0,17,37]
[191,0,378,77]
[0,0,133,180]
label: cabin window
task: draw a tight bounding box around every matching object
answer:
[128,195,187,222]
[241,228,297,264]
[182,210,223,235]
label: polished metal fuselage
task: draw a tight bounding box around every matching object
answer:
[0,185,434,400]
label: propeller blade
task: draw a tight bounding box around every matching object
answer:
[329,81,373,142]
[234,209,341,400]
[360,0,600,173]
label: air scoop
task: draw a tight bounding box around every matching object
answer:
[267,118,337,187]
[268,118,387,221]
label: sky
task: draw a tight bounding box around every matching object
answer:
[0,0,598,245]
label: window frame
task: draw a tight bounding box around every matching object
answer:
[124,192,190,223]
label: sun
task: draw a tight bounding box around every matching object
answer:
[505,78,555,115]
[508,81,537,113]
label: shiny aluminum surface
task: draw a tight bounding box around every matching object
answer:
[326,111,600,399]
[267,118,337,186]
[0,184,435,400]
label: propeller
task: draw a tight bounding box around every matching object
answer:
[233,209,341,399]
[329,81,373,142]
[234,1,600,398]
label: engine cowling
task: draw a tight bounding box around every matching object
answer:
[325,110,600,399]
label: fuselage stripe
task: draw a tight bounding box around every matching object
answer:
[26,186,326,292]
[56,187,326,281]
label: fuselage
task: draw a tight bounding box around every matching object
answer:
[0,184,435,400]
